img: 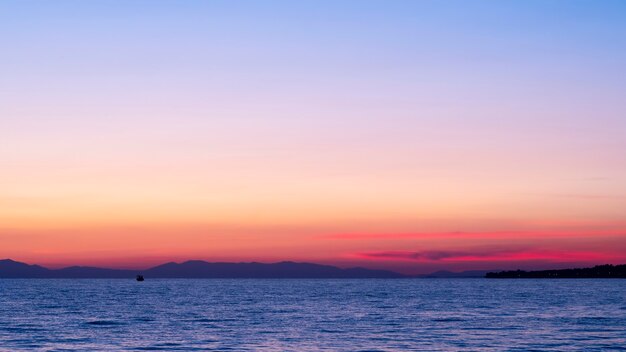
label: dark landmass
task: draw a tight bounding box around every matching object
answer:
[10,258,622,279]
[417,270,491,278]
[146,260,405,278]
[486,264,626,278]
[0,259,50,278]
[0,259,405,279]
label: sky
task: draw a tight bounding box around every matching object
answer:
[1,0,626,274]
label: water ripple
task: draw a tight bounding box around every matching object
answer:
[0,278,624,351]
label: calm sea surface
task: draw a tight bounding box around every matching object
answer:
[0,279,625,351]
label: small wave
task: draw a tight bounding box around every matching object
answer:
[192,318,220,323]
[133,342,185,351]
[576,316,614,325]
[1,327,44,333]
[374,305,396,309]
[579,316,611,320]
[432,317,465,322]
[133,317,155,322]
[85,320,124,326]
[190,317,238,323]
[133,346,219,351]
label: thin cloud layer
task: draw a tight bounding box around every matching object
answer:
[356,249,621,263]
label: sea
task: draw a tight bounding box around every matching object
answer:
[0,279,625,351]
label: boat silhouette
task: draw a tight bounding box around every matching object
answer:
[136,275,144,281]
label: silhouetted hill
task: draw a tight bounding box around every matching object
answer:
[0,259,405,278]
[145,261,405,278]
[486,264,626,278]
[0,259,50,278]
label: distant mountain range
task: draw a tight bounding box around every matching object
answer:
[0,259,406,279]
[486,264,626,278]
[10,259,619,279]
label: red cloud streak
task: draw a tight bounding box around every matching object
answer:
[355,249,625,263]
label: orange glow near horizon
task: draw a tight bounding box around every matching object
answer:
[3,219,626,274]
[2,157,626,274]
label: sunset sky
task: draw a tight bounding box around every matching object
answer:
[2,1,626,274]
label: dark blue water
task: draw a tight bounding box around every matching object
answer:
[1,279,625,351]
